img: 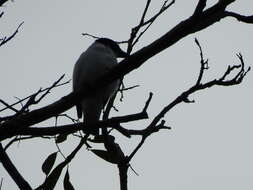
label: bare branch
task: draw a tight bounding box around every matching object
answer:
[193,0,207,17]
[36,75,66,103]
[17,74,67,113]
[0,143,32,190]
[0,22,24,47]
[127,0,175,53]
[0,75,69,113]
[118,80,140,102]
[224,11,253,23]
[141,0,175,27]
[143,92,153,112]
[127,0,152,53]
[57,113,79,123]
[126,119,171,162]
[125,47,250,164]
[0,90,152,141]
[150,54,250,129]
[131,20,153,48]
[140,0,152,25]
[120,84,140,92]
[81,32,100,39]
[195,38,209,85]
[0,99,18,113]
[0,107,149,140]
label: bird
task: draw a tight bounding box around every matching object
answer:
[72,38,128,135]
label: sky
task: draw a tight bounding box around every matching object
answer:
[0,0,253,189]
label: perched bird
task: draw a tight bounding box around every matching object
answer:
[73,38,128,135]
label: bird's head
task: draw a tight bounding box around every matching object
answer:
[96,38,128,58]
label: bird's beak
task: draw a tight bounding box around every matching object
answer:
[117,49,129,58]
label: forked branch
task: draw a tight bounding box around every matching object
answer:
[126,39,250,163]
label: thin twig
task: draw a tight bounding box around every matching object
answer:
[0,99,18,113]
[0,22,24,47]
[195,38,209,85]
[127,0,175,53]
[57,114,79,123]
[0,75,70,112]
[82,33,100,39]
[126,44,250,163]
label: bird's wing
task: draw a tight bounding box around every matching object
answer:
[73,52,87,119]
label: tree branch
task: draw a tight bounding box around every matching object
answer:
[0,107,149,140]
[0,22,24,47]
[224,11,253,23]
[118,163,128,190]
[0,143,32,190]
[127,0,175,53]
[0,99,19,113]
[0,75,69,113]
[149,54,250,132]
[0,0,250,142]
[126,41,250,163]
[195,38,209,85]
[193,0,207,17]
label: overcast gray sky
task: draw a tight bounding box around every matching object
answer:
[0,0,253,189]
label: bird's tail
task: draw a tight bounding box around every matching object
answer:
[82,99,103,135]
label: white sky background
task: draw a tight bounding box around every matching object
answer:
[0,0,253,189]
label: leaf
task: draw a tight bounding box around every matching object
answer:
[91,149,119,164]
[64,169,75,190]
[42,162,65,190]
[56,134,68,144]
[42,152,58,176]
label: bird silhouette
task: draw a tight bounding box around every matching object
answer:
[73,38,128,135]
